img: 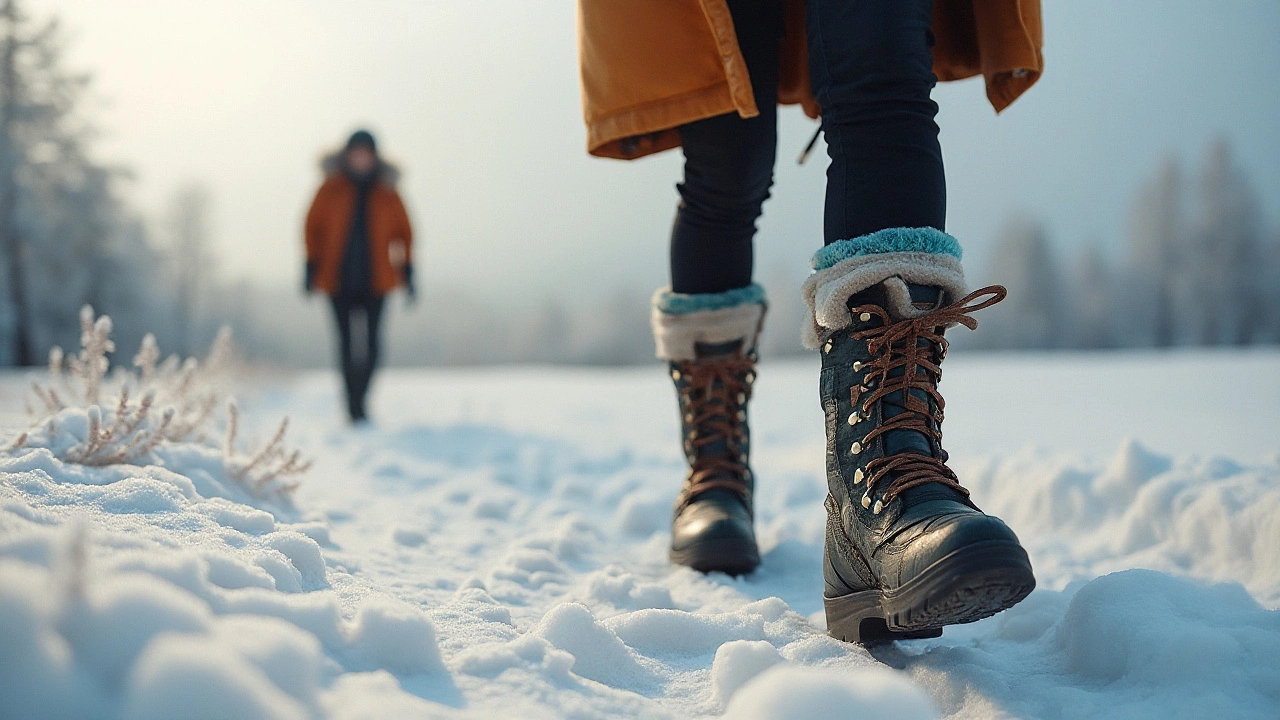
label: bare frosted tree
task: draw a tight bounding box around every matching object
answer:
[1070,243,1115,349]
[166,183,212,356]
[982,216,1065,349]
[0,0,160,366]
[0,0,36,365]
[1125,157,1183,347]
[1185,138,1264,345]
[1262,227,1280,344]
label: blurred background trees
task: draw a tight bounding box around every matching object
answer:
[974,138,1280,351]
[0,0,163,364]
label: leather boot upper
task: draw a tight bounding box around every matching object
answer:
[669,340,757,555]
[820,281,1021,597]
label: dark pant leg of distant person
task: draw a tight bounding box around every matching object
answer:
[331,294,385,423]
[803,0,1035,643]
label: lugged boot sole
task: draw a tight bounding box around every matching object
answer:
[824,540,1035,644]
[670,537,760,576]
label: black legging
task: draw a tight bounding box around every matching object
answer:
[669,0,944,295]
[331,294,385,420]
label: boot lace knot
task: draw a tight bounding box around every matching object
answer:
[847,285,1006,510]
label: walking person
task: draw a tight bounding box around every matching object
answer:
[578,0,1043,643]
[304,130,415,423]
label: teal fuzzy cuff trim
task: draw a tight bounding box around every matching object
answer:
[811,227,963,271]
[653,283,766,315]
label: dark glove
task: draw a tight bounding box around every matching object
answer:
[402,263,417,301]
[304,262,317,293]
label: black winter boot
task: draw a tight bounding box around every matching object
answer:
[668,340,760,575]
[820,281,1034,644]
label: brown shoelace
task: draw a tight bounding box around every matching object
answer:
[847,285,1006,513]
[674,356,755,507]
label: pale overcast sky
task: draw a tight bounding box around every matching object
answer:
[31,0,1280,298]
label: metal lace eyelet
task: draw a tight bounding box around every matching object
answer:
[850,441,862,454]
[847,411,859,426]
[745,372,756,383]
[853,468,864,484]
[684,413,693,423]
[852,361,863,372]
[736,410,746,421]
[823,340,833,353]
[861,494,872,509]
[671,369,682,381]
[872,499,884,515]
[859,312,872,322]
[737,393,746,404]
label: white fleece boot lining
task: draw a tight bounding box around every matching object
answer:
[651,302,766,361]
[801,252,967,349]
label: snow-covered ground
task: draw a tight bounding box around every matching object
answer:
[2,349,1278,719]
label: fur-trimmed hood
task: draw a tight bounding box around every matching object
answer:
[320,151,401,186]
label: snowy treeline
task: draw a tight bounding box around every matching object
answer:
[0,1,241,368]
[976,139,1280,350]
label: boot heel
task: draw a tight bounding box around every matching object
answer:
[824,590,944,644]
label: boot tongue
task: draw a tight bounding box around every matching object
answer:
[872,284,941,457]
[688,338,743,469]
[907,283,944,313]
[686,339,750,510]
[847,282,969,509]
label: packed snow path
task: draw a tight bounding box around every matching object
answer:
[2,351,1278,719]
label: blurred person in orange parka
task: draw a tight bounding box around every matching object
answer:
[304,130,414,423]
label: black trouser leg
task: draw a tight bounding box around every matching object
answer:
[351,295,385,416]
[806,0,944,243]
[331,295,384,421]
[670,0,783,295]
[331,296,359,419]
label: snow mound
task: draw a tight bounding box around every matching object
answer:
[710,640,784,707]
[0,446,449,718]
[962,439,1280,604]
[535,602,660,690]
[347,599,445,675]
[904,569,1280,719]
[0,556,323,720]
[1060,570,1279,692]
[724,664,939,719]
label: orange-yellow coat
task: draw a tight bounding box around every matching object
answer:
[304,171,413,297]
[579,0,1043,160]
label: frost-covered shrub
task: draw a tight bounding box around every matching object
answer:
[10,305,309,502]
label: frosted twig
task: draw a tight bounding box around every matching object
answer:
[224,399,239,459]
[205,327,234,375]
[48,346,64,379]
[66,405,105,464]
[69,307,115,406]
[31,382,61,414]
[132,333,159,386]
[233,417,289,479]
[5,431,28,452]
